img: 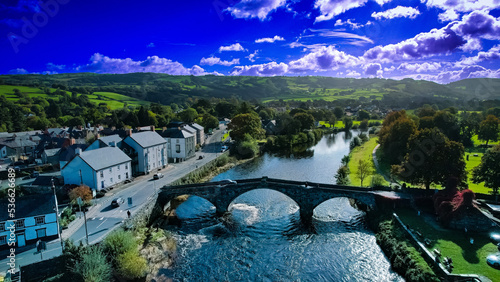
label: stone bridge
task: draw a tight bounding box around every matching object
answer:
[157,177,382,225]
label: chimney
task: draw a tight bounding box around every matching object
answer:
[75,148,83,155]
[126,129,132,136]
[150,125,155,132]
[96,133,100,139]
[77,125,82,130]
[70,138,75,145]
[109,141,116,147]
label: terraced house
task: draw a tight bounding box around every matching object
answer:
[122,131,168,175]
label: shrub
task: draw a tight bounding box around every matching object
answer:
[369,127,376,134]
[359,119,369,131]
[359,133,368,143]
[236,140,259,159]
[371,174,385,188]
[215,154,229,167]
[102,230,138,261]
[335,165,350,185]
[349,136,362,150]
[73,246,111,282]
[68,185,93,205]
[116,250,147,279]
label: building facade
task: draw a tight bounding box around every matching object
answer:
[123,131,167,174]
[161,128,195,162]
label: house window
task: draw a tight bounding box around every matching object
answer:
[35,216,45,225]
[117,165,120,170]
[118,175,121,180]
[109,167,112,173]
[15,219,24,229]
[100,171,103,177]
[110,178,113,183]
[125,164,128,169]
[36,228,46,238]
[0,222,4,232]
[176,145,180,153]
[176,139,179,143]
[0,235,6,245]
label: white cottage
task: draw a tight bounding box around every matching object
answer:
[61,147,132,190]
[160,128,195,162]
[123,131,167,174]
[0,193,58,249]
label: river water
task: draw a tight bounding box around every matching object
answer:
[163,131,403,281]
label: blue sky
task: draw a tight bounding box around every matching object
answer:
[1,0,500,83]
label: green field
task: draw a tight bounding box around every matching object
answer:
[0,85,149,110]
[397,208,499,280]
[319,119,383,128]
[472,135,500,147]
[347,137,389,187]
[261,88,386,103]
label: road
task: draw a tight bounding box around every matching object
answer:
[0,124,227,274]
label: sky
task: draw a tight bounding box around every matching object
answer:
[1,0,500,83]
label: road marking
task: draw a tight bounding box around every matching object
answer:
[96,219,107,229]
[100,217,104,220]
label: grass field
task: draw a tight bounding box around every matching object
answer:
[464,152,490,194]
[397,208,499,280]
[319,119,383,128]
[0,85,149,110]
[472,135,500,147]
[347,137,389,187]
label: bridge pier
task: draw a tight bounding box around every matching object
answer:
[300,209,314,227]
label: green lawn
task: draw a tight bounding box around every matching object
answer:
[397,208,499,280]
[464,152,490,195]
[347,137,389,187]
[319,119,383,128]
[472,135,499,147]
[222,131,230,141]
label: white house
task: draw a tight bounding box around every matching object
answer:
[122,131,167,174]
[160,128,195,163]
[190,123,205,146]
[61,147,132,190]
[0,193,58,249]
[86,134,123,151]
[181,125,198,146]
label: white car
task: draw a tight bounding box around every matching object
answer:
[487,253,500,268]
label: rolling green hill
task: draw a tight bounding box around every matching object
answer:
[1,73,499,106]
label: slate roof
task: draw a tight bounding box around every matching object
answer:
[77,147,131,171]
[182,125,197,134]
[99,134,122,146]
[0,193,55,221]
[43,148,60,157]
[59,144,88,162]
[125,131,166,148]
[190,123,204,131]
[160,128,193,139]
[166,121,185,128]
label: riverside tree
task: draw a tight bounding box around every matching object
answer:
[393,128,466,190]
[228,113,265,142]
[356,159,373,187]
[478,115,500,146]
[472,145,500,202]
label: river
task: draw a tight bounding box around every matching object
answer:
[162,131,403,281]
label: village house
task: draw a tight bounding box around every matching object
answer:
[0,193,58,250]
[122,131,167,175]
[86,134,123,151]
[61,147,132,190]
[160,127,195,163]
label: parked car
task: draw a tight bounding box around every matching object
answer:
[198,155,204,160]
[490,233,500,244]
[153,173,164,180]
[486,253,500,268]
[30,171,40,178]
[111,197,125,207]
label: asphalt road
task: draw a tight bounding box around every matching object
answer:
[0,124,227,274]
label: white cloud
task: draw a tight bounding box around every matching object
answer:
[455,44,500,66]
[246,50,259,62]
[288,45,362,72]
[435,65,500,83]
[371,6,420,20]
[397,62,442,72]
[255,35,285,43]
[200,56,240,66]
[307,29,374,45]
[314,0,368,22]
[334,18,372,29]
[226,0,287,21]
[346,70,361,77]
[219,43,246,52]
[374,0,393,5]
[76,53,208,75]
[46,63,65,70]
[438,10,459,22]
[422,0,498,13]
[230,62,288,76]
[8,68,29,74]
[364,63,383,77]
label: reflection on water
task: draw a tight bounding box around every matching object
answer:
[162,132,402,281]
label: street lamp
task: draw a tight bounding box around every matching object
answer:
[51,178,64,251]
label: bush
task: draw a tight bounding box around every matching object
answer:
[371,174,386,188]
[102,230,138,261]
[215,154,229,167]
[236,140,259,159]
[116,250,147,279]
[349,136,362,150]
[341,155,351,166]
[359,133,368,143]
[335,165,350,185]
[73,246,112,282]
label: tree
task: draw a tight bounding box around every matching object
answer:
[178,108,199,123]
[358,110,370,121]
[293,112,315,131]
[478,115,500,146]
[328,115,337,128]
[68,116,85,127]
[433,111,460,141]
[378,110,418,165]
[116,250,147,279]
[359,119,369,131]
[343,116,353,131]
[394,128,466,190]
[201,114,219,131]
[335,165,350,185]
[356,159,373,187]
[73,246,112,282]
[333,106,344,119]
[68,185,93,205]
[472,145,500,202]
[228,113,265,142]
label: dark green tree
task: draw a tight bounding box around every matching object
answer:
[472,145,500,202]
[478,115,500,146]
[228,113,265,141]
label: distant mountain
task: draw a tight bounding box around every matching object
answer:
[1,73,499,105]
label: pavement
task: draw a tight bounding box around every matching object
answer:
[0,124,227,275]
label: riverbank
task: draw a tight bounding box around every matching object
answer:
[347,136,389,187]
